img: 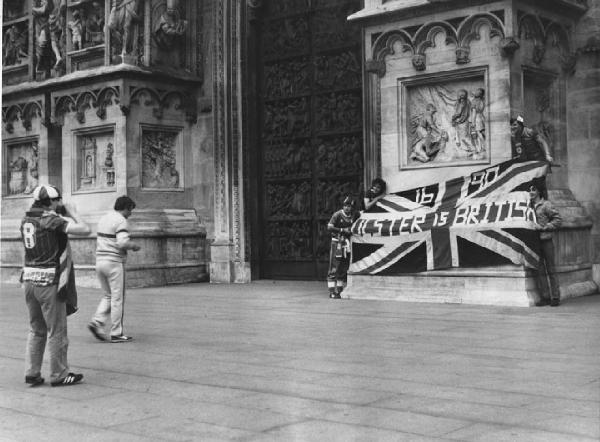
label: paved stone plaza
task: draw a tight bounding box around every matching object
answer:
[0,281,599,441]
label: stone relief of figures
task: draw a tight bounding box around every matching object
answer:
[6,141,39,195]
[264,58,311,99]
[263,16,308,58]
[141,130,180,189]
[75,133,116,190]
[33,0,67,74]
[108,0,142,59]
[314,51,361,91]
[3,24,29,66]
[266,181,311,218]
[315,92,361,133]
[316,180,358,217]
[265,221,312,261]
[68,10,84,51]
[153,0,188,51]
[407,82,488,165]
[264,98,310,139]
[315,135,362,176]
[264,140,311,179]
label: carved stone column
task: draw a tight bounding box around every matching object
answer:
[210,0,250,283]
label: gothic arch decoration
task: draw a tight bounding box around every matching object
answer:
[368,13,506,75]
[518,13,577,73]
[53,87,121,125]
[456,13,505,64]
[2,101,43,133]
[413,22,457,70]
[130,86,195,122]
[96,87,120,120]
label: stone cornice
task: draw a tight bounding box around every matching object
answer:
[2,64,203,100]
[348,0,587,25]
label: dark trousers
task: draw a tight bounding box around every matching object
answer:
[536,238,560,301]
[327,241,349,285]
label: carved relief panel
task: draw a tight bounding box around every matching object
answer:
[140,126,183,190]
[400,69,489,168]
[74,128,115,191]
[4,138,39,196]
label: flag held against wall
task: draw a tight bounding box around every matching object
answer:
[350,159,548,275]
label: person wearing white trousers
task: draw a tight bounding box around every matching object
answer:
[88,196,140,343]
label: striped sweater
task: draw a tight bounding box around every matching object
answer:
[96,210,130,262]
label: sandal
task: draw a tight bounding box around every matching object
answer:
[51,372,83,387]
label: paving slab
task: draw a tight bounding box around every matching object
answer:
[0,281,599,441]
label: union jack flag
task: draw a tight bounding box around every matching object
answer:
[350,160,548,275]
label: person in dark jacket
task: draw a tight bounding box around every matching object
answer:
[326,196,359,299]
[529,184,562,306]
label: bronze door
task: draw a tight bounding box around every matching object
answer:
[257,0,363,279]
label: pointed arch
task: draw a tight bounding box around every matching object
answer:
[414,21,458,55]
[458,13,505,48]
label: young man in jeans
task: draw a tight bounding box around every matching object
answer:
[88,196,141,342]
[21,185,91,386]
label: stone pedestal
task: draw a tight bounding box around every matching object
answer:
[347,0,597,305]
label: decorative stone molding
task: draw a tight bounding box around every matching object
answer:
[365,58,386,77]
[247,0,263,22]
[500,36,520,57]
[53,87,121,126]
[2,101,43,133]
[129,86,197,124]
[371,13,506,72]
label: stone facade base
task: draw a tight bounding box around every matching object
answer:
[344,265,598,307]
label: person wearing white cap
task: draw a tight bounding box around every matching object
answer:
[20,185,91,387]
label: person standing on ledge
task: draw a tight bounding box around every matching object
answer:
[511,115,554,197]
[88,196,140,343]
[529,184,562,307]
[327,196,359,299]
[21,185,91,387]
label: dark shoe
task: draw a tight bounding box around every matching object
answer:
[88,323,106,342]
[333,293,341,299]
[535,298,549,307]
[51,372,83,387]
[25,375,44,387]
[110,335,133,343]
[550,298,560,307]
[329,290,336,299]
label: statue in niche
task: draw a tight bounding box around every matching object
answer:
[80,137,97,186]
[3,25,28,66]
[103,143,115,186]
[32,0,67,73]
[108,0,142,58]
[142,132,180,188]
[85,1,106,46]
[410,104,449,163]
[153,0,188,51]
[469,88,486,160]
[9,157,28,195]
[68,10,84,51]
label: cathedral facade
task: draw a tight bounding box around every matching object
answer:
[2,0,599,293]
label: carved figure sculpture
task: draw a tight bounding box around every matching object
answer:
[410,104,448,163]
[9,157,28,194]
[68,10,83,51]
[153,0,188,51]
[85,1,105,45]
[32,0,67,72]
[3,25,28,66]
[108,0,141,58]
[451,89,474,156]
[469,88,486,159]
